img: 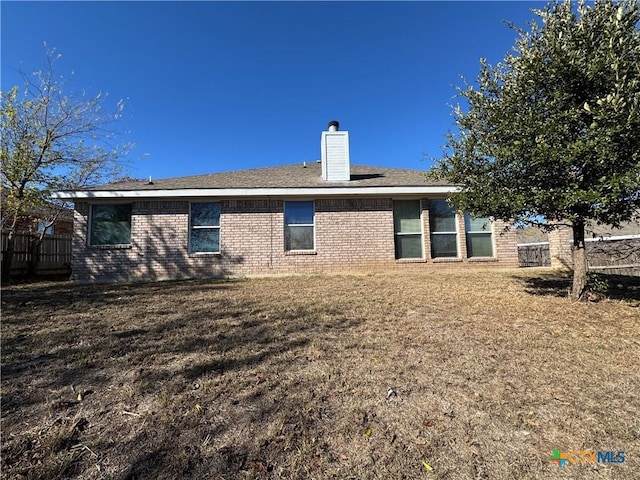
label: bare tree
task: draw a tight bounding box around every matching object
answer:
[1,46,130,280]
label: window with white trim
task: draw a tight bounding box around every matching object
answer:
[393,200,423,259]
[285,201,314,251]
[89,204,132,246]
[190,202,221,253]
[465,215,493,257]
[429,199,458,258]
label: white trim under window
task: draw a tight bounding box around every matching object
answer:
[190,202,221,254]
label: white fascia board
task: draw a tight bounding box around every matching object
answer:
[52,185,459,200]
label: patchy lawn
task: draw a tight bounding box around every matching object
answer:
[1,269,639,480]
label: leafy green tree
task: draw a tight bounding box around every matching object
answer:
[1,47,129,280]
[430,0,640,299]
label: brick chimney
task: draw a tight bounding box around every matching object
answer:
[321,120,350,182]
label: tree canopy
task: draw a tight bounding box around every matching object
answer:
[430,0,640,298]
[1,47,130,279]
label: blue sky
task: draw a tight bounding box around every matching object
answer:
[1,1,546,181]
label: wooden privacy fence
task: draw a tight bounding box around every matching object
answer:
[517,242,551,267]
[518,235,640,276]
[1,230,72,276]
[586,235,640,276]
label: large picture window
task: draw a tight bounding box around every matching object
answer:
[465,215,493,257]
[285,201,314,251]
[190,202,221,253]
[89,204,132,246]
[393,200,423,259]
[429,199,458,258]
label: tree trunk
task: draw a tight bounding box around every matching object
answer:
[27,232,44,279]
[571,220,587,300]
[1,229,16,283]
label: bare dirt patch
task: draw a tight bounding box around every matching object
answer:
[2,268,639,479]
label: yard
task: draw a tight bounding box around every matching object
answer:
[1,268,639,479]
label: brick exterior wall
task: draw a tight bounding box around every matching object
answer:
[548,225,574,269]
[492,220,520,266]
[72,197,520,283]
[14,217,73,236]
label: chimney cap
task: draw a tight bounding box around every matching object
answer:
[328,120,340,130]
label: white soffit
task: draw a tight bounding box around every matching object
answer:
[52,185,459,200]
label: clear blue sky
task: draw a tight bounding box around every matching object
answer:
[1,1,546,181]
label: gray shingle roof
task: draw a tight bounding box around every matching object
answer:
[92,163,448,191]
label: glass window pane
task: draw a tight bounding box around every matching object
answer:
[286,225,314,250]
[38,221,54,235]
[431,233,458,258]
[429,200,456,232]
[90,204,132,245]
[285,201,314,225]
[465,215,491,232]
[395,234,423,259]
[467,233,493,257]
[393,200,421,233]
[191,228,220,253]
[191,202,220,227]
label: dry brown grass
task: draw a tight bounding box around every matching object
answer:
[1,268,639,479]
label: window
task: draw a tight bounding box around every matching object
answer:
[89,204,132,246]
[190,202,221,253]
[465,215,493,257]
[393,200,423,259]
[429,199,458,258]
[37,221,54,236]
[285,201,314,251]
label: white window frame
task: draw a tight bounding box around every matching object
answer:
[88,203,133,247]
[464,214,494,258]
[284,200,315,252]
[189,201,221,254]
[393,199,424,260]
[429,199,459,259]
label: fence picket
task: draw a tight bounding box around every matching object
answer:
[517,236,640,276]
[1,230,72,275]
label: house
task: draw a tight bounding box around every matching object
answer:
[1,200,74,278]
[53,121,518,283]
[1,194,74,236]
[12,208,74,236]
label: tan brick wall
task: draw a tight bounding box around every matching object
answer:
[72,197,520,283]
[549,225,574,269]
[314,198,395,263]
[492,220,519,267]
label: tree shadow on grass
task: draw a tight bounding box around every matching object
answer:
[517,271,572,298]
[516,271,640,302]
[0,277,239,311]
[1,278,366,480]
[586,273,640,302]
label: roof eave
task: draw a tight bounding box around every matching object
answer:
[52,185,459,200]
